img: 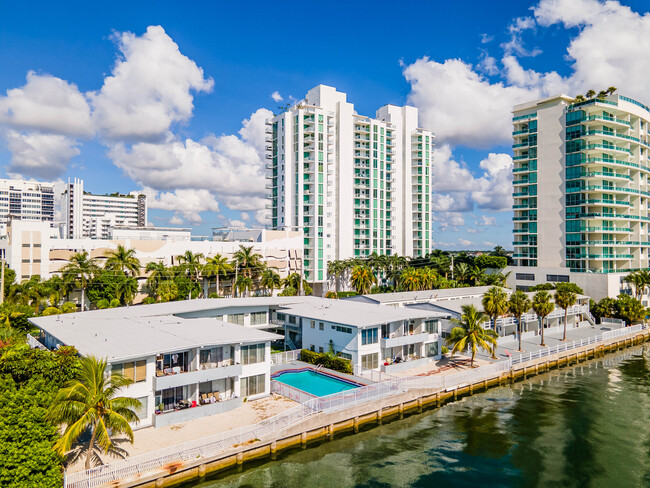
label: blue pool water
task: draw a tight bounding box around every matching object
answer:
[273,370,360,396]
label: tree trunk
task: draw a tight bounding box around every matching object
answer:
[491,314,498,359]
[85,421,98,470]
[562,309,568,341]
[80,287,85,312]
[540,317,546,346]
[518,315,523,352]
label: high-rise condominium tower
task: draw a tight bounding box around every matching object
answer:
[266,85,434,292]
[509,93,650,298]
[0,178,55,235]
[64,178,147,239]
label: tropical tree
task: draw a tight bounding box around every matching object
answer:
[586,89,596,99]
[47,356,141,469]
[454,262,470,284]
[202,254,233,297]
[469,266,485,286]
[233,246,262,279]
[554,288,577,341]
[156,280,179,302]
[260,268,282,296]
[446,304,497,367]
[145,262,171,297]
[482,286,508,331]
[399,267,422,291]
[532,291,554,347]
[327,260,346,293]
[624,270,650,300]
[235,275,254,297]
[607,86,617,95]
[177,251,204,298]
[351,265,376,295]
[104,245,141,277]
[60,252,99,311]
[508,290,532,352]
[614,294,646,326]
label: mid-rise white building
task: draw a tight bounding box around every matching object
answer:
[64,178,147,239]
[0,178,55,235]
[508,93,650,301]
[266,85,434,293]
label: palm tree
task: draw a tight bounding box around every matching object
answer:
[624,270,650,300]
[607,86,617,95]
[145,262,171,297]
[454,262,470,284]
[233,246,262,279]
[47,356,141,469]
[574,94,586,103]
[469,266,485,286]
[481,287,508,359]
[115,276,138,305]
[327,260,344,293]
[446,304,497,367]
[260,268,282,296]
[532,291,554,347]
[508,290,532,352]
[157,280,179,302]
[554,288,577,341]
[235,275,254,297]
[586,89,596,99]
[177,251,204,298]
[202,254,233,297]
[399,267,422,291]
[60,252,99,311]
[104,245,141,277]
[350,265,376,295]
[422,268,438,290]
[597,90,608,99]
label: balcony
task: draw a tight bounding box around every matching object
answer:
[154,362,243,390]
[380,332,430,349]
[153,397,243,428]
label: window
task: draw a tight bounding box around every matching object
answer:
[331,325,352,334]
[337,352,352,360]
[319,347,324,353]
[546,274,570,282]
[361,328,378,345]
[425,342,438,358]
[319,322,324,331]
[112,360,147,383]
[228,313,245,325]
[361,353,379,370]
[516,273,535,281]
[250,312,267,325]
[241,374,266,397]
[241,343,265,365]
[133,396,148,422]
[200,346,224,366]
[424,320,438,334]
[311,320,316,329]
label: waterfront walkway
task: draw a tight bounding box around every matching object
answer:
[476,323,625,362]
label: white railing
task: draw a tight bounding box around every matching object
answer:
[270,349,301,365]
[65,324,645,488]
[509,324,643,365]
[271,381,316,404]
[26,333,47,350]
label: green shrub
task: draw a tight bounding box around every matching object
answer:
[441,346,449,354]
[96,299,110,309]
[325,291,338,299]
[279,286,297,297]
[41,307,61,316]
[60,302,76,314]
[208,293,223,298]
[142,297,157,305]
[299,349,353,374]
[109,298,121,308]
[337,291,358,298]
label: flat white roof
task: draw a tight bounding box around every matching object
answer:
[343,286,495,304]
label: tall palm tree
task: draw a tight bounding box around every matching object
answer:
[177,251,204,298]
[47,356,141,469]
[554,288,577,341]
[350,265,376,295]
[104,245,141,277]
[157,280,179,302]
[260,268,282,296]
[233,246,262,278]
[115,277,138,305]
[469,266,485,286]
[532,291,554,347]
[482,287,508,359]
[422,268,438,290]
[60,252,99,311]
[508,290,532,352]
[586,89,596,99]
[327,260,345,293]
[454,262,470,284]
[399,267,421,291]
[607,86,617,95]
[235,275,254,297]
[446,304,497,367]
[202,254,233,297]
[145,262,171,297]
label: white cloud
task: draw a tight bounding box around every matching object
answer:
[169,216,183,225]
[146,188,220,224]
[0,72,93,137]
[238,108,273,154]
[480,33,494,44]
[240,212,250,221]
[458,238,474,247]
[483,241,497,247]
[90,25,213,141]
[271,91,283,102]
[228,219,246,228]
[477,215,497,226]
[5,131,80,179]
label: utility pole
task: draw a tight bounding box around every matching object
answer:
[451,254,454,281]
[299,257,304,296]
[234,265,238,298]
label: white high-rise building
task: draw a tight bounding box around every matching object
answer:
[0,178,55,235]
[266,85,434,292]
[64,178,147,239]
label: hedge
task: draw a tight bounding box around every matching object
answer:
[299,349,353,374]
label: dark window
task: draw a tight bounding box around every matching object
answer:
[516,273,535,281]
[546,274,570,282]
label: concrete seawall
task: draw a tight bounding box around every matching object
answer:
[103,329,650,488]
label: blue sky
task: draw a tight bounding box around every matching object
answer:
[1,0,650,248]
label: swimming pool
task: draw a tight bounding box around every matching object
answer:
[272,369,362,397]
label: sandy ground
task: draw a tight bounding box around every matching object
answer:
[66,394,297,473]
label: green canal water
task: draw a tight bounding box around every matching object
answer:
[190,346,650,488]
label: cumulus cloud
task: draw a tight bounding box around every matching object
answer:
[146,188,221,224]
[458,238,474,247]
[0,72,93,137]
[476,215,497,226]
[5,131,80,179]
[271,91,283,102]
[90,25,213,141]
